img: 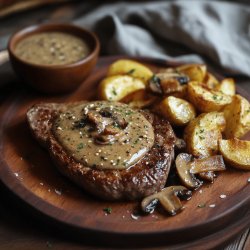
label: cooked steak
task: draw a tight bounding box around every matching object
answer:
[27,101,176,201]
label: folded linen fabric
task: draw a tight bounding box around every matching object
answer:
[73,0,250,77]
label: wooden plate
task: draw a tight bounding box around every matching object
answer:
[0,56,250,249]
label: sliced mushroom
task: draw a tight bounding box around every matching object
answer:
[198,171,216,182]
[190,155,226,174]
[175,153,202,189]
[95,134,116,145]
[176,153,226,189]
[148,74,162,94]
[103,125,121,135]
[148,72,189,96]
[192,156,225,183]
[141,186,192,216]
[86,111,110,132]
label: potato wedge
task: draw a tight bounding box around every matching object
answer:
[187,81,232,112]
[121,89,157,108]
[184,112,225,157]
[223,94,250,138]
[203,72,220,89]
[98,75,145,101]
[216,78,236,96]
[219,138,250,170]
[107,59,153,83]
[177,64,207,82]
[157,96,196,126]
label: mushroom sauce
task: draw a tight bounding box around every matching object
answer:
[53,101,155,170]
[14,32,90,65]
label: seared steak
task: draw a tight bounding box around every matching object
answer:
[27,102,176,201]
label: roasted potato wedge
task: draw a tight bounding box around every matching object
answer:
[184,112,226,157]
[98,75,145,101]
[121,89,157,108]
[177,64,207,82]
[219,138,250,170]
[216,78,235,96]
[157,96,196,126]
[203,72,220,89]
[223,94,250,138]
[107,59,153,83]
[187,81,232,112]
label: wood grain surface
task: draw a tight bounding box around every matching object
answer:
[0,56,249,249]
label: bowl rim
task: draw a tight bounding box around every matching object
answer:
[7,23,100,70]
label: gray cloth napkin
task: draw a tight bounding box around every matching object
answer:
[73,0,250,77]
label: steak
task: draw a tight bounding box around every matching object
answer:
[27,102,176,201]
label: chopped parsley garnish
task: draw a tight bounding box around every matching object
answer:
[127,68,135,74]
[77,143,84,150]
[73,118,86,129]
[125,111,133,115]
[134,139,139,144]
[113,123,121,128]
[112,88,117,96]
[212,94,223,101]
[197,203,206,208]
[103,207,112,214]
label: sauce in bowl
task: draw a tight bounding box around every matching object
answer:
[14,32,90,66]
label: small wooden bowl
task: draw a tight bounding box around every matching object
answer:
[8,23,100,94]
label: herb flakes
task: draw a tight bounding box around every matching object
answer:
[127,68,135,74]
[77,143,84,150]
[197,203,206,208]
[103,207,112,214]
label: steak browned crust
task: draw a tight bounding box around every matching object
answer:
[27,102,176,201]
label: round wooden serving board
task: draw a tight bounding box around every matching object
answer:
[0,56,249,249]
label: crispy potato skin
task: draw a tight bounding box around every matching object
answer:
[187,81,232,112]
[121,89,158,108]
[216,78,236,96]
[177,64,207,82]
[223,94,250,139]
[184,112,225,157]
[158,96,196,126]
[98,75,145,101]
[107,59,153,83]
[203,73,220,89]
[219,138,250,170]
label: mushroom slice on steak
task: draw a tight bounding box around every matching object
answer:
[141,186,192,216]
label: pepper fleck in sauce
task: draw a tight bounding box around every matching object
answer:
[53,101,155,170]
[14,32,90,66]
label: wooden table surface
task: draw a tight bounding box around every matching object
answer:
[0,2,249,249]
